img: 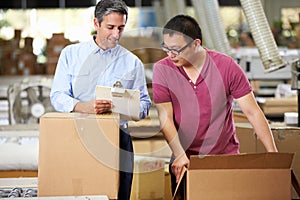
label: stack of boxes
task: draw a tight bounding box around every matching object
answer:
[18,37,37,75]
[0,30,37,76]
[45,33,73,75]
[0,29,21,75]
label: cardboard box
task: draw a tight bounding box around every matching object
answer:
[131,156,165,200]
[236,123,300,182]
[133,139,172,158]
[235,125,256,153]
[256,126,300,198]
[164,165,172,200]
[38,112,120,199]
[175,153,295,200]
[258,96,297,115]
[236,123,300,198]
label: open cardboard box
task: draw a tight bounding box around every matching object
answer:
[173,152,300,200]
[38,112,120,199]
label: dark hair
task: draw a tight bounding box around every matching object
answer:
[163,15,202,42]
[94,0,128,26]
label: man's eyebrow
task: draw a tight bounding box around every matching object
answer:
[163,44,180,49]
[106,24,125,27]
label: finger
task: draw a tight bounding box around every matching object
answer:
[97,99,112,104]
[94,102,111,110]
[176,175,179,183]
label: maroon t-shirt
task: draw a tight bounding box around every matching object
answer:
[152,49,252,156]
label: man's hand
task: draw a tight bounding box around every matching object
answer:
[74,100,112,114]
[171,153,190,183]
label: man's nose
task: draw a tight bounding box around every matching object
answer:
[112,29,121,37]
[167,51,176,58]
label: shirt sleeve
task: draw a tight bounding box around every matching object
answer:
[131,59,151,120]
[50,47,79,112]
[152,62,172,104]
[228,59,252,99]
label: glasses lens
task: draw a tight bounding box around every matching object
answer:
[170,50,179,55]
[161,43,189,56]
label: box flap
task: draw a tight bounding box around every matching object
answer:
[292,170,300,197]
[42,112,119,119]
[189,153,294,169]
[172,166,187,200]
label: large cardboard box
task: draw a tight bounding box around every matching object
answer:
[130,156,165,200]
[38,112,120,199]
[175,153,295,200]
[235,125,256,153]
[133,139,172,158]
[236,123,300,183]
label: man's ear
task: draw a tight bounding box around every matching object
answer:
[93,18,99,28]
[195,39,201,46]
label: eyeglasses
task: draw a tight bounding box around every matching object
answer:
[160,40,194,56]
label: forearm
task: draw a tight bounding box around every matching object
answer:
[50,91,78,112]
[73,102,94,113]
[237,92,278,152]
[247,111,278,152]
[160,119,185,157]
[156,103,185,157]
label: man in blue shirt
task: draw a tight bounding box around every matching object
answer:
[50,0,151,199]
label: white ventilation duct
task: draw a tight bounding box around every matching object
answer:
[191,0,215,49]
[153,0,165,27]
[175,0,187,14]
[197,0,233,55]
[240,0,286,72]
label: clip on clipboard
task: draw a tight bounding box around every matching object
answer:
[96,81,140,121]
[111,81,125,97]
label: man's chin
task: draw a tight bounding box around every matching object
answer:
[110,42,118,48]
[172,60,182,67]
[105,43,117,49]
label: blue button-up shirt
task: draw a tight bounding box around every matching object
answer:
[50,38,151,124]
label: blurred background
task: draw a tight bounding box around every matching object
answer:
[0,1,300,199]
[0,0,299,75]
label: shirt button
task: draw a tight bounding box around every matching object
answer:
[194,86,197,89]
[189,80,192,83]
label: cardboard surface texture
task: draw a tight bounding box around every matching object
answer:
[131,156,165,200]
[174,153,295,200]
[258,96,297,115]
[236,122,300,198]
[38,112,120,199]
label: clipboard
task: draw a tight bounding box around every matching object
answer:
[95,81,140,121]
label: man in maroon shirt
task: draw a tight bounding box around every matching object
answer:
[152,15,278,198]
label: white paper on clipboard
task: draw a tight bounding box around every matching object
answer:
[96,85,140,121]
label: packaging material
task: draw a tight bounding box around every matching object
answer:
[164,165,172,200]
[235,125,256,153]
[236,123,300,183]
[46,33,72,75]
[236,123,300,199]
[133,139,172,158]
[131,156,165,200]
[257,96,297,115]
[38,112,120,199]
[233,112,249,123]
[284,112,298,126]
[175,153,295,200]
